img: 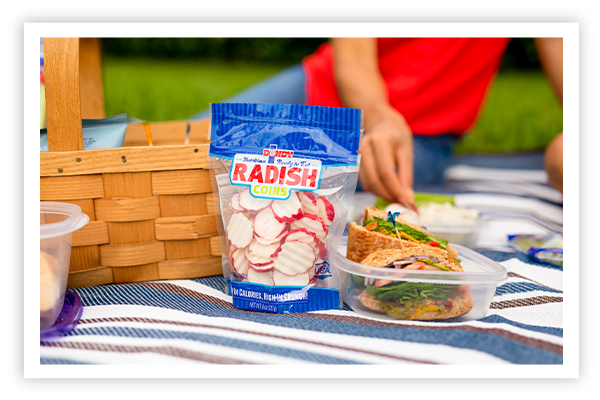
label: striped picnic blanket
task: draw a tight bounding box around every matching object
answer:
[40,162,563,365]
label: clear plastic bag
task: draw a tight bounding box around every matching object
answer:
[508,234,563,268]
[208,103,363,313]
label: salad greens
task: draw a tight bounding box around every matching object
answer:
[414,192,455,207]
[363,216,449,250]
[416,258,450,271]
[374,193,456,210]
[366,282,456,304]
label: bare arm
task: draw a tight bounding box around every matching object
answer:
[535,38,563,192]
[535,38,563,105]
[331,38,415,205]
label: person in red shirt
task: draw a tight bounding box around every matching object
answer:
[304,38,563,205]
[191,38,563,200]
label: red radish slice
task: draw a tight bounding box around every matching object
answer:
[247,268,274,285]
[245,246,275,266]
[227,241,237,256]
[242,210,259,222]
[230,248,249,276]
[248,262,274,272]
[273,241,316,276]
[283,228,318,247]
[254,207,287,239]
[316,197,335,226]
[271,195,303,223]
[290,214,328,240]
[255,230,286,245]
[226,212,254,248]
[248,238,280,259]
[297,191,319,215]
[314,240,327,259]
[230,192,245,212]
[238,189,272,211]
[272,269,309,286]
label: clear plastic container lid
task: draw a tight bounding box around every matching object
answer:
[334,237,507,285]
[40,202,89,239]
[418,217,486,233]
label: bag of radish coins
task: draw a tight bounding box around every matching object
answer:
[208,103,363,313]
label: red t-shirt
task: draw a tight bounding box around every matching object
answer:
[302,38,509,135]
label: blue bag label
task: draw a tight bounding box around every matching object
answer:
[228,279,340,313]
[209,103,362,167]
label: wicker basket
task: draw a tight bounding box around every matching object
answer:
[40,38,222,289]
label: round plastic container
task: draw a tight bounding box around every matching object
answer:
[382,202,485,248]
[334,237,507,321]
[40,202,89,329]
[418,218,486,248]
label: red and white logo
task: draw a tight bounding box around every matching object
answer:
[230,148,321,200]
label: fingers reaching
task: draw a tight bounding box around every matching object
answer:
[360,136,396,201]
[373,135,409,204]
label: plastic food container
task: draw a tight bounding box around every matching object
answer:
[333,237,507,321]
[40,202,89,329]
[382,202,484,248]
[418,219,485,248]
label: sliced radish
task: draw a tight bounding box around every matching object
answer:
[272,269,310,286]
[254,207,287,239]
[230,192,245,212]
[273,241,316,276]
[271,195,303,223]
[242,210,256,220]
[315,239,327,259]
[226,212,254,248]
[316,197,335,226]
[248,238,280,259]
[297,191,319,215]
[238,188,273,211]
[308,266,316,280]
[248,262,274,272]
[245,246,275,266]
[230,248,249,276]
[290,214,328,240]
[283,228,318,248]
[247,268,274,285]
[255,230,286,245]
[227,241,237,256]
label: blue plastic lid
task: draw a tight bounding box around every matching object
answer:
[40,290,83,340]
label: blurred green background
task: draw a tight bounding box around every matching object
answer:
[100,38,563,154]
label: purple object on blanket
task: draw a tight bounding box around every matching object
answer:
[40,290,83,340]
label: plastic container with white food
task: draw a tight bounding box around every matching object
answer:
[418,219,485,248]
[385,202,484,248]
[333,237,507,321]
[40,202,89,329]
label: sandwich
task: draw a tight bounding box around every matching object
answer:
[347,206,459,263]
[358,247,474,320]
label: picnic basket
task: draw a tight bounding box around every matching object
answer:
[40,38,223,289]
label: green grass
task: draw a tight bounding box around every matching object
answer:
[102,57,563,153]
[103,56,290,122]
[455,71,563,153]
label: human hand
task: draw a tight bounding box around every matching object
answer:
[359,108,415,206]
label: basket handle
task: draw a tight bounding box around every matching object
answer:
[43,37,84,152]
